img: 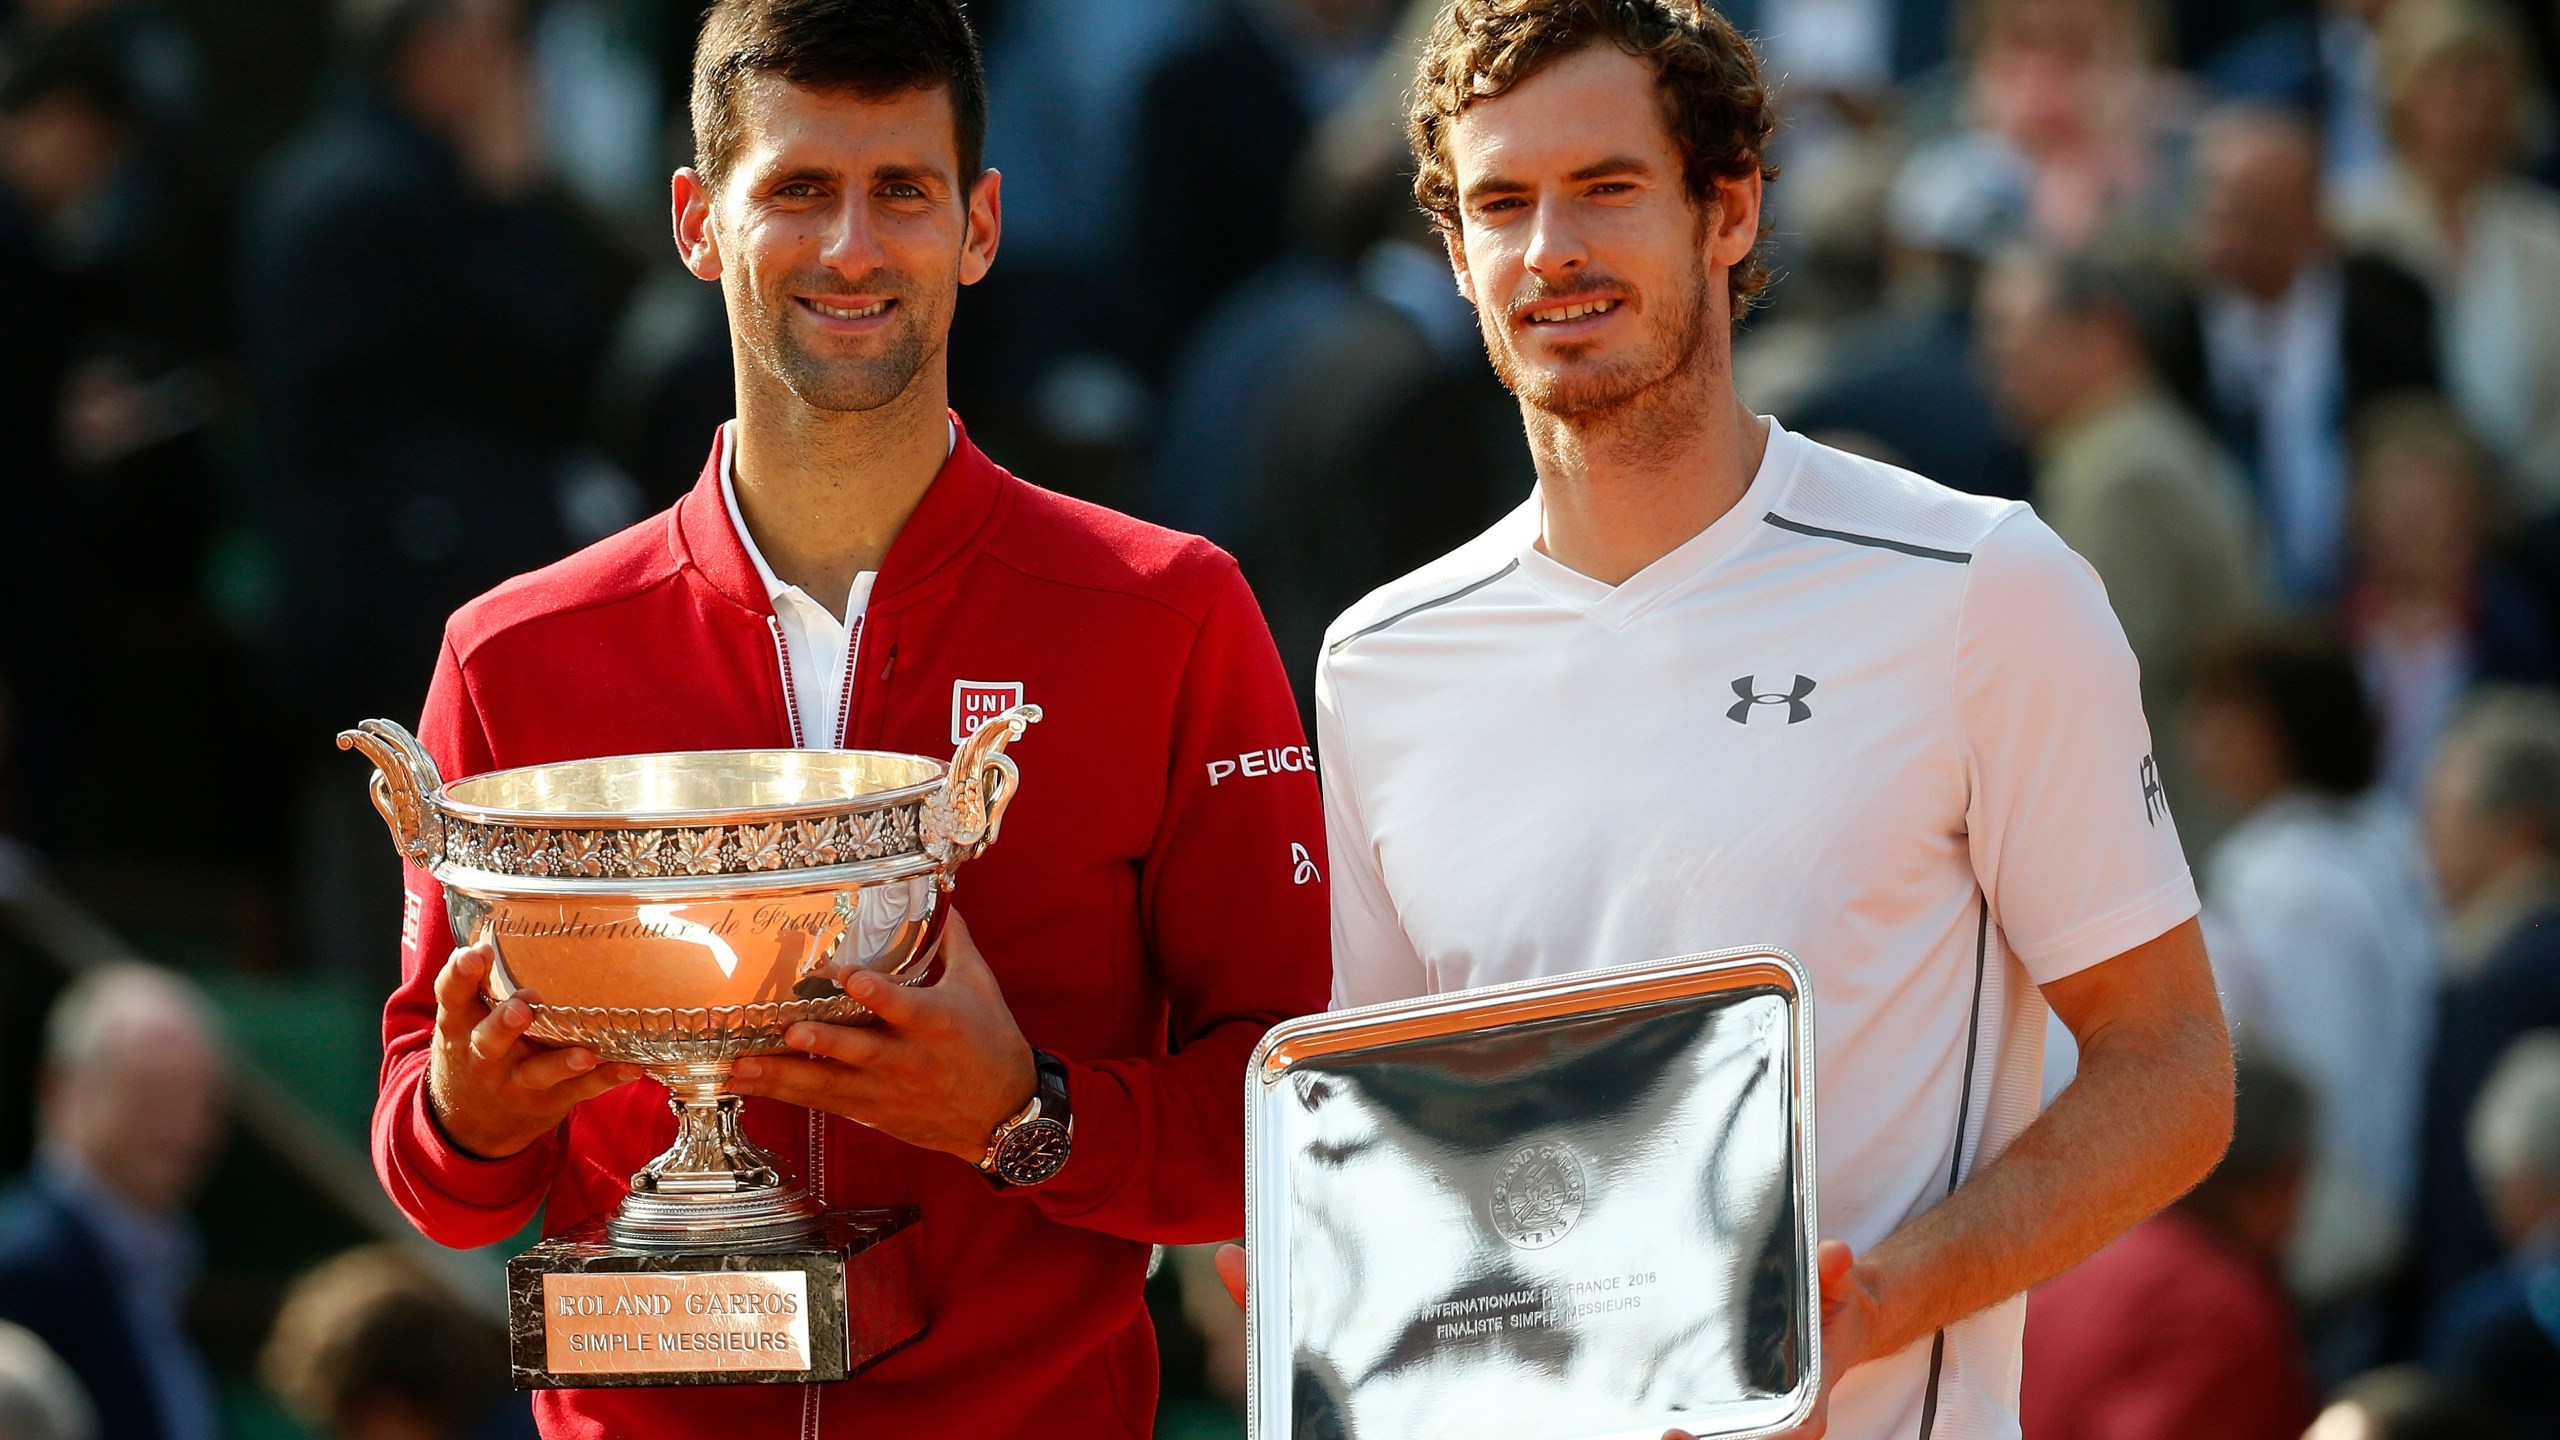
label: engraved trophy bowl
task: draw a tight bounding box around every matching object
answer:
[338,706,1040,1256]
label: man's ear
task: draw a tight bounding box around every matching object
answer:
[1444,228,1478,309]
[959,168,1003,286]
[1705,170,1763,272]
[674,166,722,281]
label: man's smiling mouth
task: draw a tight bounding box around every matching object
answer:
[801,297,892,320]
[1523,298,1620,324]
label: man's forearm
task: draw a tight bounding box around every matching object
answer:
[1850,943,2232,1361]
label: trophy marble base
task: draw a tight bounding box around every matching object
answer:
[505,1209,926,1389]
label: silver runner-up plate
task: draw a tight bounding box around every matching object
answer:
[1245,947,1820,1440]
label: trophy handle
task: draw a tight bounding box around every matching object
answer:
[335,719,448,869]
[922,703,1041,881]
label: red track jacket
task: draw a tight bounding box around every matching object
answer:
[371,419,1331,1437]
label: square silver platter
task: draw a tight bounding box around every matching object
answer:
[1246,947,1820,1440]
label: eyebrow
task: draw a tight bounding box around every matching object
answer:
[757,160,953,190]
[1461,154,1658,203]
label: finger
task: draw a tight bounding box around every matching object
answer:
[727,1054,857,1112]
[558,1063,648,1106]
[935,911,1003,998]
[433,945,495,1040]
[1815,1239,1856,1292]
[511,1044,604,1091]
[468,991,539,1064]
[1214,1243,1248,1311]
[838,964,932,1029]
[777,1020,893,1067]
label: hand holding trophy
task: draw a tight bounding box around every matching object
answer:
[340,705,1039,1387]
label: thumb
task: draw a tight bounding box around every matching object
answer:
[1812,1229,1853,1281]
[934,910,1004,996]
[1214,1243,1248,1311]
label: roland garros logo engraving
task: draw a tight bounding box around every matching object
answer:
[1490,1141,1587,1250]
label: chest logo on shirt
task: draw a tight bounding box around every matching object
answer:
[952,681,1028,745]
[1489,1141,1586,1250]
[1727,674,1817,725]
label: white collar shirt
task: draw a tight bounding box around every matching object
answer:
[1316,420,2198,1440]
[716,419,951,748]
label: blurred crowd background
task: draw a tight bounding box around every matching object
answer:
[1,0,2559,1435]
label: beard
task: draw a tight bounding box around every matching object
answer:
[1478,250,1718,421]
[742,265,939,413]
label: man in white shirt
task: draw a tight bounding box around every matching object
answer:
[1272,3,2237,1436]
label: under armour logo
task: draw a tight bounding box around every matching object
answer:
[1728,674,1817,725]
[1292,843,1322,886]
[2140,754,2165,826]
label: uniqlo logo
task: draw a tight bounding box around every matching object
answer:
[401,890,424,950]
[951,680,1027,744]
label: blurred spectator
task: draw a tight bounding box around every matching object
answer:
[2187,629,2434,1315]
[0,0,200,133]
[2343,0,2560,518]
[1125,0,1397,383]
[964,0,1212,433]
[1138,28,1530,717]
[2305,1366,2512,1440]
[2406,691,2560,1334]
[0,966,227,1440]
[1785,128,2033,501]
[241,0,622,980]
[0,1321,95,1440]
[2344,399,2556,796]
[1979,244,2256,833]
[260,1245,515,1440]
[1892,0,2196,252]
[2202,0,2401,215]
[2020,1057,2317,1440]
[2165,103,2439,605]
[0,25,234,856]
[240,0,619,734]
[2422,1031,2560,1436]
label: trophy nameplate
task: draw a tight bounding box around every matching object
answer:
[1245,948,1821,1440]
[508,1210,925,1388]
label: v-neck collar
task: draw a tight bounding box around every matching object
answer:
[1514,416,1803,629]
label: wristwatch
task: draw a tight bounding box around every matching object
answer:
[978,1049,1073,1187]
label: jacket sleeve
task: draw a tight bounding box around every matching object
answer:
[1015,558,1332,1241]
[371,637,562,1248]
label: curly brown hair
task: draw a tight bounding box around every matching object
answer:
[1408,0,1780,315]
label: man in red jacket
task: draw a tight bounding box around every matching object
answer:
[366,0,1331,1434]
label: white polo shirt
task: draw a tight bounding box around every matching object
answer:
[1317,419,2198,1440]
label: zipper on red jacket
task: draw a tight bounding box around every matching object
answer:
[766,616,805,749]
[833,615,864,748]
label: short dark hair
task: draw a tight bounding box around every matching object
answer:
[690,0,986,194]
[2194,628,2381,798]
[1408,0,1780,316]
[260,1246,504,1436]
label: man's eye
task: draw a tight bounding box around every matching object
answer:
[882,184,927,200]
[776,183,821,199]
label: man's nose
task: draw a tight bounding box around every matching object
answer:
[818,198,888,276]
[1523,193,1588,278]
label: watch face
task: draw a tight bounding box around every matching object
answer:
[995,1118,1072,1186]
